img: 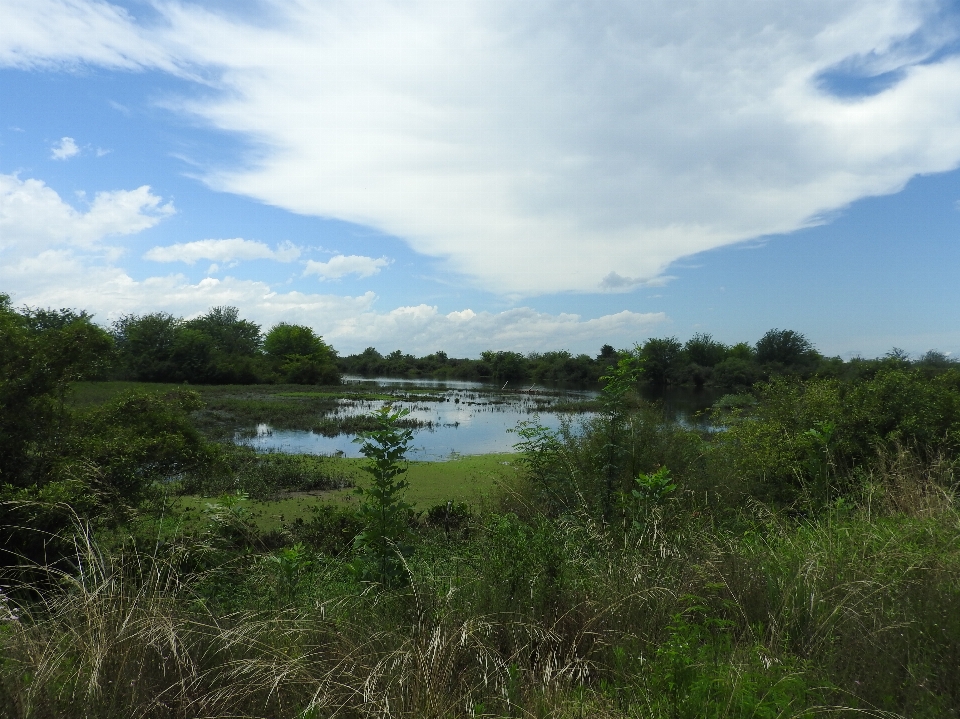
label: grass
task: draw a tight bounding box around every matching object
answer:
[5,472,959,718]
[173,453,519,533]
[13,379,958,716]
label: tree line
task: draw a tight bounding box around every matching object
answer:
[2,300,340,386]
[339,329,957,390]
[5,294,955,390]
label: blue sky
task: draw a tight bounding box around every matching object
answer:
[1,0,959,358]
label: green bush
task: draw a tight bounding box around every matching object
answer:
[717,370,960,505]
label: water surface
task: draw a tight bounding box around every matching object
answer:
[238,377,719,461]
[240,377,595,461]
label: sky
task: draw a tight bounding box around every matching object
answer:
[1,0,960,358]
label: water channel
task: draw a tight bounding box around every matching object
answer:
[239,377,720,461]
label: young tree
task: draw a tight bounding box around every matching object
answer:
[351,405,415,585]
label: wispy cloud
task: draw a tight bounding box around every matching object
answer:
[303,254,390,280]
[144,238,300,264]
[50,136,79,160]
[6,1,960,296]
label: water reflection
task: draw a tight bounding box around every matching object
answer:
[240,377,592,460]
[238,377,718,461]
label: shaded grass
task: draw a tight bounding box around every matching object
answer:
[173,453,519,533]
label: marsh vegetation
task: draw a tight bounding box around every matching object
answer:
[3,294,960,718]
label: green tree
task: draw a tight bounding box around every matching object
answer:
[184,306,265,383]
[755,329,815,366]
[639,337,683,386]
[111,312,182,381]
[264,323,340,384]
[184,306,261,357]
[480,350,528,384]
[0,295,114,487]
[684,333,727,367]
[599,353,644,519]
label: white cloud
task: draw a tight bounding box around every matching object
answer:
[303,254,390,280]
[144,238,300,264]
[5,1,960,295]
[0,251,665,354]
[0,0,174,72]
[50,136,79,160]
[0,172,174,252]
[327,306,668,356]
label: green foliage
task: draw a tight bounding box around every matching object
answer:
[509,418,567,513]
[717,369,960,506]
[182,446,353,499]
[712,356,760,391]
[480,350,527,384]
[684,332,727,368]
[0,295,114,488]
[113,307,275,384]
[632,466,676,512]
[339,344,615,385]
[184,305,262,357]
[263,322,328,359]
[472,513,569,620]
[639,336,683,385]
[289,504,364,555]
[599,353,644,519]
[351,405,415,585]
[264,323,340,385]
[264,543,312,603]
[755,328,816,367]
[111,312,183,381]
[644,612,813,719]
[67,389,213,507]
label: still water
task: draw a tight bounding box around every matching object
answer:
[238,377,718,462]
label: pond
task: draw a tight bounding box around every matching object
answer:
[237,377,720,461]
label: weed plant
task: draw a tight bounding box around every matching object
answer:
[4,369,960,717]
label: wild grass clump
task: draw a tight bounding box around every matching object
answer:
[180,445,355,500]
[5,367,960,717]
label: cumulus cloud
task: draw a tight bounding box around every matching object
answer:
[144,238,300,264]
[0,172,174,252]
[303,254,390,280]
[0,250,665,354]
[5,1,960,294]
[328,306,668,356]
[50,136,79,160]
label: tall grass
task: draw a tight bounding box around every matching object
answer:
[4,447,959,718]
[5,379,960,719]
